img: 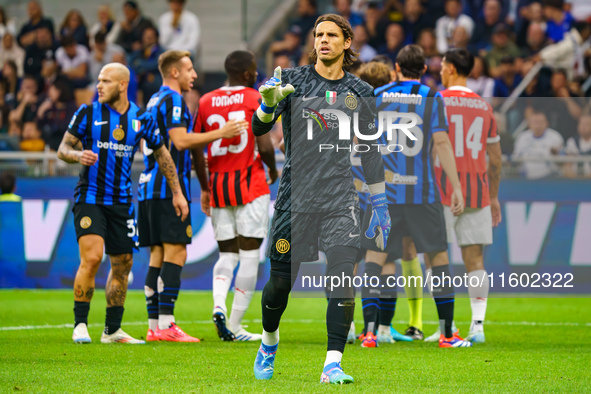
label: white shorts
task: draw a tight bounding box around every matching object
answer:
[211,194,271,241]
[443,205,493,247]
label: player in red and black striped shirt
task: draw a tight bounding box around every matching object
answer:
[435,48,502,343]
[193,50,278,342]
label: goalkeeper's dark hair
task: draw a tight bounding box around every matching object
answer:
[396,44,426,79]
[309,13,359,67]
[443,48,474,77]
[224,50,255,78]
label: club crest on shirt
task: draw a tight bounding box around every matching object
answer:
[112,125,125,141]
[345,94,357,110]
[276,239,290,254]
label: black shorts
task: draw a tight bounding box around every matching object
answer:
[138,199,192,246]
[73,203,138,255]
[266,204,360,264]
[361,202,447,260]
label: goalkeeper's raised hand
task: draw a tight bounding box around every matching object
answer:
[365,193,391,251]
[256,66,295,123]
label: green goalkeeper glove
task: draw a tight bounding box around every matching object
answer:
[256,66,295,123]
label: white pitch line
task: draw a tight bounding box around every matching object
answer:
[1,319,590,331]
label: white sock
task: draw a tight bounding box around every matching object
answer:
[324,350,343,367]
[425,268,433,297]
[212,252,239,314]
[378,324,390,335]
[262,329,279,346]
[148,318,158,331]
[158,314,175,330]
[468,269,489,330]
[229,249,259,331]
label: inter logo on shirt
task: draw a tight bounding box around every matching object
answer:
[112,125,125,141]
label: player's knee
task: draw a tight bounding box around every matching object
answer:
[80,249,103,273]
[213,252,239,278]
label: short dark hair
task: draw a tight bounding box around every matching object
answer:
[542,0,564,10]
[60,35,76,47]
[224,50,255,78]
[309,13,359,67]
[396,44,426,79]
[370,54,394,70]
[94,31,107,44]
[443,48,474,77]
[52,77,74,103]
[0,172,16,194]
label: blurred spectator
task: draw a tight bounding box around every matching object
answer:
[23,26,57,77]
[88,5,121,48]
[333,0,364,27]
[290,0,319,43]
[55,36,90,89]
[451,26,472,50]
[564,113,591,177]
[435,0,475,54]
[351,25,377,62]
[544,68,582,139]
[516,1,544,47]
[115,1,156,54]
[542,0,574,43]
[364,3,390,50]
[513,110,564,178]
[20,120,44,151]
[524,21,550,56]
[0,81,9,134]
[0,172,21,202]
[17,1,54,48]
[485,23,522,77]
[274,54,295,70]
[298,29,315,66]
[8,75,39,135]
[89,32,124,83]
[344,58,364,76]
[401,0,431,45]
[36,77,76,151]
[493,56,523,97]
[0,6,17,38]
[159,0,200,56]
[1,61,20,107]
[129,26,163,106]
[269,25,302,66]
[535,23,585,79]
[378,23,405,64]
[59,10,88,48]
[0,34,25,77]
[417,28,439,57]
[471,0,503,51]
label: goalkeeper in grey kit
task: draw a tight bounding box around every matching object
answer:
[251,14,391,384]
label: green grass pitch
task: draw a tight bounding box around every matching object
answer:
[1,290,590,393]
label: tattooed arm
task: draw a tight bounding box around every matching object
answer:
[153,145,189,221]
[57,132,98,166]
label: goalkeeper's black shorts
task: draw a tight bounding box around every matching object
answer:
[361,202,448,260]
[266,205,361,264]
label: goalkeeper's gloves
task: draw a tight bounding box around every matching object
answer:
[365,193,391,251]
[256,66,294,123]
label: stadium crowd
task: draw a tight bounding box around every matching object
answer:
[0,0,590,178]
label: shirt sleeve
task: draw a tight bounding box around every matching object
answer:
[141,113,165,150]
[430,92,449,134]
[66,104,89,140]
[164,94,189,129]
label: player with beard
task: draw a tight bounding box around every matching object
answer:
[58,62,188,344]
[138,50,244,342]
[251,14,391,384]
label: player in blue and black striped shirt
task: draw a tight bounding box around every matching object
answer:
[58,62,188,345]
[358,45,472,347]
[137,50,245,343]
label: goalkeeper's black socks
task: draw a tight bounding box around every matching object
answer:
[261,273,292,333]
[431,265,455,338]
[104,306,124,334]
[74,301,90,327]
[378,274,397,326]
[327,297,354,353]
[361,262,382,334]
[158,262,182,317]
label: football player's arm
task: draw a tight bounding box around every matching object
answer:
[57,132,97,165]
[432,131,464,215]
[168,121,246,151]
[486,141,502,226]
[191,146,211,216]
[153,145,189,221]
[256,133,279,185]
